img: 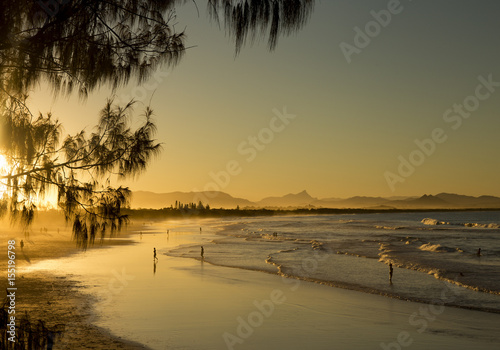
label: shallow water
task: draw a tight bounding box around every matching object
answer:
[169,211,500,313]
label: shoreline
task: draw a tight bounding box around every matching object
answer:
[169,244,500,315]
[1,217,151,349]
[168,217,500,315]
[82,235,500,349]
[3,214,500,348]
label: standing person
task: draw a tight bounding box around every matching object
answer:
[389,263,394,283]
[153,248,157,261]
[201,246,204,259]
[20,240,24,250]
[477,248,481,257]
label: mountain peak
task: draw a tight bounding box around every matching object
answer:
[296,190,311,197]
[257,190,316,207]
[283,190,315,200]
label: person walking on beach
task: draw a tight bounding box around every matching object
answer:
[389,263,394,283]
[20,240,24,250]
[201,246,204,259]
[153,248,157,261]
[477,248,482,257]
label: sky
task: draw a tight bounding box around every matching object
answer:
[27,0,500,201]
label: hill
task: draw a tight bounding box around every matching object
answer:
[130,191,500,210]
[131,191,253,209]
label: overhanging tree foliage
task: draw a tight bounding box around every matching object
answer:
[0,96,160,247]
[0,0,315,96]
[0,0,315,245]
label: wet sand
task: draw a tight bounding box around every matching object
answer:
[0,215,150,349]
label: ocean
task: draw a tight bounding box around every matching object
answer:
[169,211,500,313]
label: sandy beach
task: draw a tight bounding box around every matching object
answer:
[4,216,499,349]
[0,215,150,349]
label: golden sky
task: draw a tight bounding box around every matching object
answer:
[26,1,500,201]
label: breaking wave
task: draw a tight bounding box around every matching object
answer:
[422,218,500,228]
[418,243,463,253]
[421,218,450,225]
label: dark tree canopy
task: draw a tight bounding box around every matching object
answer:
[208,0,315,53]
[0,0,315,97]
[0,0,185,96]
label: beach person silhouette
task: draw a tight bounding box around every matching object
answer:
[201,246,204,259]
[153,248,157,261]
[389,263,394,283]
[477,248,481,257]
[20,240,24,250]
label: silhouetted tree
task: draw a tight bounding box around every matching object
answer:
[208,0,315,53]
[0,0,315,96]
[0,0,316,245]
[0,96,160,247]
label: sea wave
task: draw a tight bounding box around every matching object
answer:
[422,218,500,229]
[421,218,450,225]
[463,222,500,228]
[418,243,463,253]
[375,225,405,230]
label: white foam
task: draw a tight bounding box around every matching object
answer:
[421,218,449,225]
[463,222,500,228]
[419,243,453,253]
[421,217,500,228]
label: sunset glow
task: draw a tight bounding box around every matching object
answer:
[26,1,500,200]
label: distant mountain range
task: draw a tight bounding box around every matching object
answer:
[131,190,500,210]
